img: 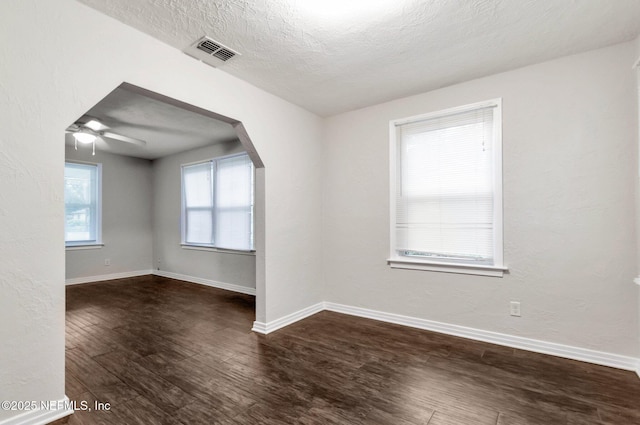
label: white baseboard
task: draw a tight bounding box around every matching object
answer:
[251,321,268,334]
[0,396,73,425]
[324,302,639,372]
[252,302,324,334]
[153,270,256,296]
[65,269,255,296]
[65,270,153,285]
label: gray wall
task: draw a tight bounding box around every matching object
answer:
[152,141,256,290]
[323,41,639,357]
[65,144,153,280]
[65,139,257,291]
[635,34,640,372]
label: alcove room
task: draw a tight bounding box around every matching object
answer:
[64,83,258,342]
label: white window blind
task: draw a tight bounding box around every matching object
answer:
[65,162,101,245]
[392,100,502,268]
[215,154,254,250]
[183,161,214,245]
[182,153,254,251]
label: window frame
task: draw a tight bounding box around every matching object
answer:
[64,161,103,248]
[180,152,255,253]
[388,98,506,277]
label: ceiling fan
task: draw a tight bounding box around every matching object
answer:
[66,116,147,155]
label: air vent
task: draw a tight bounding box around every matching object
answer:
[197,40,221,54]
[185,36,241,67]
[213,48,235,61]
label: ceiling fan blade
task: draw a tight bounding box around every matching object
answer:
[65,124,81,133]
[100,131,147,147]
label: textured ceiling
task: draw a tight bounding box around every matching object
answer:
[77,0,640,116]
[66,85,238,159]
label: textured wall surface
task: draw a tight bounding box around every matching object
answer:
[323,42,639,357]
[77,0,640,116]
[635,35,640,369]
[0,0,323,420]
[152,141,256,289]
[65,145,153,279]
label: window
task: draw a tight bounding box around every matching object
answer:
[65,162,102,247]
[389,99,506,276]
[181,153,254,251]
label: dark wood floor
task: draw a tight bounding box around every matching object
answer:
[53,275,640,425]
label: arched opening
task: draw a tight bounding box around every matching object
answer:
[63,82,266,404]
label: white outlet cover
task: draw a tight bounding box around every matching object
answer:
[510,301,521,317]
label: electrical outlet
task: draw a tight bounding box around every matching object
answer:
[104,259,111,266]
[510,301,521,317]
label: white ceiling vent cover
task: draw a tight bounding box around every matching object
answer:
[184,36,241,68]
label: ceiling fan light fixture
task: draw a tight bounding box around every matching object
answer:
[84,119,103,131]
[73,131,97,145]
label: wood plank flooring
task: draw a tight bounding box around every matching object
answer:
[54,275,640,424]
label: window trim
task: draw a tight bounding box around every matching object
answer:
[64,161,103,248]
[65,243,104,251]
[180,152,255,250]
[180,244,255,255]
[388,98,506,277]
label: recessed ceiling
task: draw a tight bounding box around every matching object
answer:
[65,85,238,160]
[77,0,640,116]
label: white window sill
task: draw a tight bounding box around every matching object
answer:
[66,243,104,251]
[388,258,507,277]
[181,244,256,256]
